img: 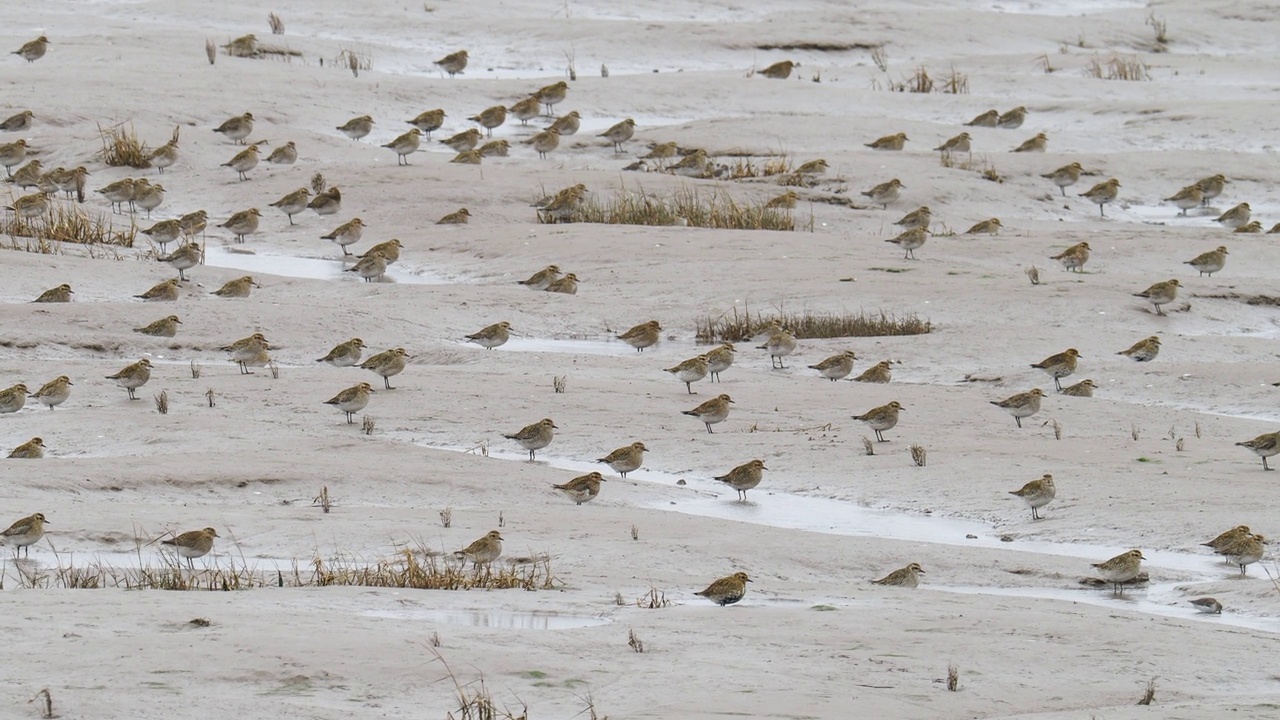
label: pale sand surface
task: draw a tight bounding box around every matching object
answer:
[3,0,1280,717]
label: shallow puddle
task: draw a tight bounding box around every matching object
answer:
[203,247,449,285]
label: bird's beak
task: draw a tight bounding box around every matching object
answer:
[175,319,183,324]
[551,423,560,429]
[67,381,74,386]
[760,465,768,471]
[745,577,753,582]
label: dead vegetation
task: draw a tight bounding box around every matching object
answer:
[636,585,671,609]
[268,12,285,35]
[154,390,169,415]
[755,41,877,52]
[313,485,332,513]
[555,185,796,231]
[1085,54,1151,81]
[205,39,216,65]
[2,202,136,248]
[1137,678,1156,705]
[628,628,645,653]
[884,65,969,94]
[695,305,931,343]
[947,664,959,692]
[336,48,372,77]
[98,122,151,168]
[721,156,794,180]
[909,444,927,467]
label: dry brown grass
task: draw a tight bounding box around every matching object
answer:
[636,585,671,609]
[205,39,216,65]
[628,628,645,653]
[947,665,959,692]
[98,122,152,168]
[2,202,136,248]
[863,437,875,456]
[910,444,927,467]
[557,184,795,231]
[721,156,793,180]
[1085,54,1151,81]
[154,390,169,415]
[939,66,969,94]
[268,12,285,35]
[336,48,372,77]
[1137,678,1156,705]
[313,485,332,513]
[695,305,931,344]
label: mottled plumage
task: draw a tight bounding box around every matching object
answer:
[505,418,557,460]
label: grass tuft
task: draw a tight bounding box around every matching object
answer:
[1085,54,1151,81]
[628,628,645,653]
[947,665,959,692]
[554,184,795,231]
[268,12,285,35]
[205,39,216,65]
[2,201,136,248]
[98,122,152,168]
[909,444,927,467]
[314,485,332,513]
[154,390,169,415]
[695,305,930,344]
[636,585,671,609]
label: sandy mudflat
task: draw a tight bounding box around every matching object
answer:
[3,0,1280,717]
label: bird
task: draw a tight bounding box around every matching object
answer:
[1,513,49,558]
[886,227,928,260]
[683,394,734,434]
[221,333,270,374]
[862,178,904,208]
[853,401,904,442]
[809,351,857,381]
[141,219,182,252]
[935,132,971,155]
[455,531,504,569]
[382,128,422,165]
[997,106,1027,129]
[336,115,374,141]
[1031,348,1081,391]
[694,572,752,605]
[1194,174,1228,205]
[0,109,34,132]
[32,284,73,303]
[308,187,342,216]
[545,273,579,295]
[211,275,259,298]
[133,180,166,217]
[161,527,219,569]
[105,359,152,400]
[990,388,1045,428]
[8,437,45,459]
[894,206,931,231]
[765,191,799,210]
[222,34,259,57]
[872,563,925,588]
[6,192,47,219]
[1050,241,1090,273]
[596,441,647,478]
[265,141,297,164]
[0,138,29,178]
[218,208,262,243]
[440,128,483,153]
[437,208,471,225]
[759,59,797,79]
[407,109,446,136]
[552,472,607,505]
[1202,525,1252,553]
[360,348,410,389]
[10,159,43,189]
[866,132,908,151]
[134,315,182,338]
[450,149,484,165]
[345,252,387,283]
[1132,279,1181,315]
[316,338,365,367]
[715,459,767,501]
[854,360,893,383]
[28,376,73,410]
[466,321,512,350]
[135,278,181,302]
[1215,202,1251,229]
[12,36,50,63]
[617,320,662,352]
[323,382,375,424]
[1012,132,1048,152]
[1118,335,1161,362]
[434,49,469,77]
[505,418,557,460]
[221,144,260,181]
[179,209,208,239]
[965,109,999,127]
[524,128,560,159]
[0,384,28,414]
[702,343,736,382]
[1234,221,1263,234]
[148,140,179,174]
[665,356,709,394]
[321,217,365,256]
[467,105,507,137]
[964,218,1003,235]
[508,97,541,125]
[1091,549,1145,596]
[95,177,137,213]
[1165,185,1203,215]
[1060,378,1097,397]
[599,118,636,153]
[358,239,403,264]
[1235,432,1280,470]
[548,111,581,137]
[269,188,311,225]
[1009,474,1056,520]
[1042,162,1084,197]
[669,149,712,178]
[159,243,202,281]
[479,139,510,157]
[517,265,561,290]
[533,81,569,116]
[642,141,679,165]
[1079,178,1121,217]
[1189,597,1223,614]
[758,331,798,369]
[1185,246,1228,277]
[212,112,254,144]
